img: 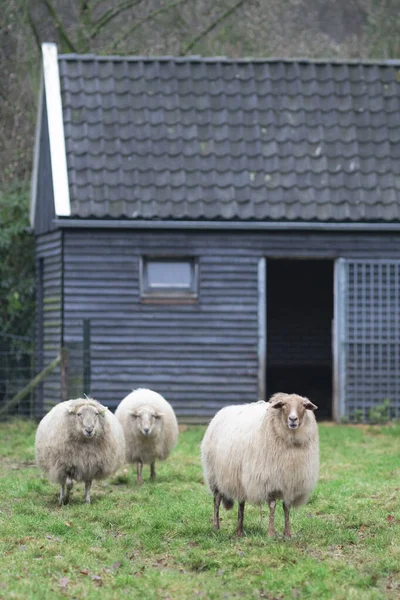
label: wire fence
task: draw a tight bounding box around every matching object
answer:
[0,321,93,421]
[0,333,35,419]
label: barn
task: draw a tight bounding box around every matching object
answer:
[31,43,400,422]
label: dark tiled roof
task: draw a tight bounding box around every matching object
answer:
[58,55,400,222]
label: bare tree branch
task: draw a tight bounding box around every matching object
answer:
[24,6,42,53]
[42,0,78,52]
[351,0,368,18]
[75,0,93,51]
[90,0,145,40]
[181,0,248,55]
[0,86,9,104]
[110,0,190,52]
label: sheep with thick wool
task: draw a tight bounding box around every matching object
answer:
[201,393,319,537]
[35,397,126,505]
[115,388,178,485]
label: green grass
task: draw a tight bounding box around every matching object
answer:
[0,420,399,599]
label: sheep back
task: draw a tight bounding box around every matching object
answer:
[35,398,126,484]
[115,388,178,464]
[201,400,319,508]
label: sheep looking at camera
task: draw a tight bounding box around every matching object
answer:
[200,393,319,537]
[115,388,179,485]
[35,398,126,505]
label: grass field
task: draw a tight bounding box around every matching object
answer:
[0,419,399,600]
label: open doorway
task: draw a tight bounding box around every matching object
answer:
[266,259,334,419]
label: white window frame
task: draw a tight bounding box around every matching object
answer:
[140,256,199,302]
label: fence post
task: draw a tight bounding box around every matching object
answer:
[60,347,69,402]
[83,319,91,396]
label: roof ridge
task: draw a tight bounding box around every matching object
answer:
[57,53,400,67]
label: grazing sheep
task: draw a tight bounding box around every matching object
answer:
[115,388,178,485]
[201,393,319,537]
[35,398,126,505]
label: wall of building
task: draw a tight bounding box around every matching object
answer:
[34,98,56,236]
[35,230,63,415]
[62,229,259,421]
[58,227,400,422]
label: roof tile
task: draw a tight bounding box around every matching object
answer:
[58,55,400,222]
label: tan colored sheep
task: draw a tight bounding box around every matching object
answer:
[115,388,178,485]
[35,398,126,505]
[201,393,319,537]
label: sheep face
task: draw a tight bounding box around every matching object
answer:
[67,403,108,439]
[269,393,317,430]
[130,407,163,438]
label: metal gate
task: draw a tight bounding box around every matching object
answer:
[334,258,400,421]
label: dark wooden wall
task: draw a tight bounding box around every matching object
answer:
[35,230,63,414]
[59,227,400,422]
[34,98,56,236]
[36,226,400,421]
[62,229,258,421]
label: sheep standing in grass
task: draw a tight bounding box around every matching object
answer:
[201,393,319,537]
[115,388,178,485]
[35,398,126,505]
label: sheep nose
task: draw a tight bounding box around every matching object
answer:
[143,427,150,435]
[85,427,93,435]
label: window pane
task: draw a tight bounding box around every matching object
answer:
[147,261,192,288]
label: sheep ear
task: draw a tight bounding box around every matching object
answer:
[67,404,76,414]
[269,393,286,409]
[270,401,284,409]
[130,410,139,418]
[303,400,318,411]
[154,412,164,419]
[99,406,108,415]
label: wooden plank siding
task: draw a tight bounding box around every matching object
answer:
[34,98,56,236]
[35,230,63,414]
[60,227,400,422]
[62,230,258,421]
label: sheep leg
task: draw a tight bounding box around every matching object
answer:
[137,461,143,486]
[84,480,92,504]
[283,502,292,538]
[59,483,65,506]
[213,491,222,530]
[268,499,277,536]
[236,501,245,537]
[150,462,156,481]
[62,477,73,505]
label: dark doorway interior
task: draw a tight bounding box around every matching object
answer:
[266,259,334,419]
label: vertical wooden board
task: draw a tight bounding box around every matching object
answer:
[62,230,259,420]
[258,258,266,402]
[35,231,63,414]
[35,98,56,235]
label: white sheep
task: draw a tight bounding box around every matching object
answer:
[200,393,319,537]
[35,397,126,505]
[115,388,179,485]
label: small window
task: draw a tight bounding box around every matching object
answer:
[140,257,198,302]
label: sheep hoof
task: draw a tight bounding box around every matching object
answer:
[236,529,244,537]
[284,531,292,538]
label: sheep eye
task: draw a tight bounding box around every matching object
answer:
[77,412,82,417]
